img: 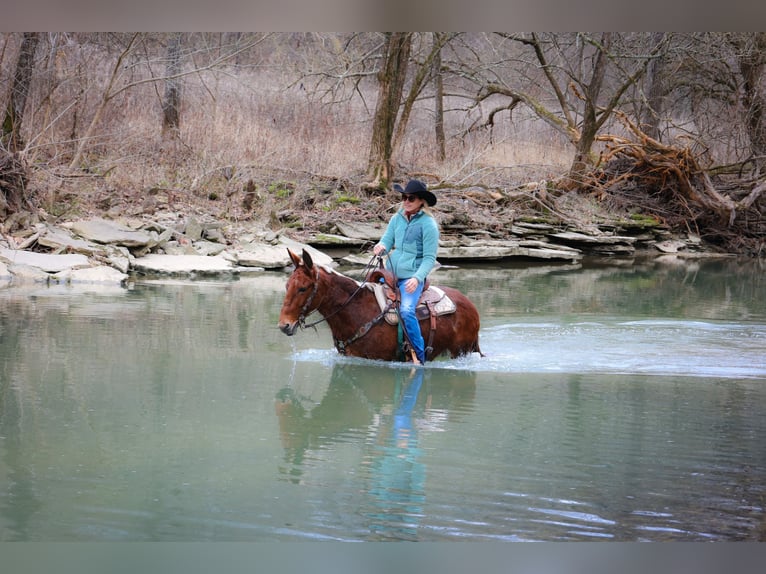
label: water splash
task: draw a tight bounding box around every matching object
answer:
[290,317,766,379]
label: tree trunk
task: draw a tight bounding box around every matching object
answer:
[162,32,183,137]
[734,32,766,175]
[366,32,411,189]
[567,33,611,184]
[2,32,40,153]
[433,33,446,161]
[641,32,666,141]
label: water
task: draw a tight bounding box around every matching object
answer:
[0,256,764,541]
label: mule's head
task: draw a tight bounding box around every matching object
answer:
[278,248,318,336]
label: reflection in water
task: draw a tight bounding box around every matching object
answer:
[0,374,43,540]
[275,363,476,540]
[363,367,425,541]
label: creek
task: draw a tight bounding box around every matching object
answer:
[0,256,764,541]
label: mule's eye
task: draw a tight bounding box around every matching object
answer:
[297,287,308,293]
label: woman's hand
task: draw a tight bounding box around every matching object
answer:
[373,244,386,256]
[404,277,419,293]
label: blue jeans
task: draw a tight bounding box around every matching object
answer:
[398,278,425,363]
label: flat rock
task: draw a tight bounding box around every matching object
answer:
[193,240,227,256]
[654,239,688,253]
[340,252,378,266]
[38,225,105,255]
[0,247,90,272]
[52,265,128,285]
[309,233,364,246]
[4,262,51,284]
[517,246,583,261]
[550,231,636,245]
[69,218,153,247]
[131,254,238,275]
[235,242,293,268]
[335,221,385,241]
[437,243,519,260]
[511,222,556,235]
[278,237,336,267]
[436,240,582,262]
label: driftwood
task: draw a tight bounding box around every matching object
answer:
[580,111,765,254]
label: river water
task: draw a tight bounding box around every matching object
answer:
[0,256,764,541]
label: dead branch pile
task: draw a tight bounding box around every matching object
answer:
[585,113,765,255]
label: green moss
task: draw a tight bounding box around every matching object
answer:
[333,194,360,205]
[627,213,662,227]
[267,181,295,199]
[518,215,557,225]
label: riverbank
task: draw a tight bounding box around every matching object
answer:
[0,185,738,288]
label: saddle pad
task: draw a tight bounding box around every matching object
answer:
[366,282,456,326]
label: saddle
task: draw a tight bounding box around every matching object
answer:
[365,269,457,326]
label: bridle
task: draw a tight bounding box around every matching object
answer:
[296,263,322,329]
[296,260,369,330]
[295,256,392,353]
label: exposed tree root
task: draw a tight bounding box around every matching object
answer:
[568,112,766,255]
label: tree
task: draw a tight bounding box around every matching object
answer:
[640,32,668,141]
[730,32,766,175]
[291,32,456,189]
[366,32,412,188]
[2,32,40,153]
[433,33,446,161]
[470,33,661,186]
[161,32,183,137]
[390,33,454,161]
[68,33,143,170]
[67,33,268,170]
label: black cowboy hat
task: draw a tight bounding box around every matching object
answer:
[393,179,437,207]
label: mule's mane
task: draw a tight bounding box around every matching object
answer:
[315,264,362,287]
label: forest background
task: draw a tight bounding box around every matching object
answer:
[1,32,765,256]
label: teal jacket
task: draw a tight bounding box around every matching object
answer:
[378,209,439,283]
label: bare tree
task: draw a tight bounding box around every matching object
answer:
[2,32,40,153]
[67,33,268,170]
[292,32,456,188]
[366,32,412,188]
[730,32,766,175]
[162,32,183,137]
[640,32,668,141]
[390,33,454,160]
[433,33,446,161]
[470,33,661,186]
[68,33,143,170]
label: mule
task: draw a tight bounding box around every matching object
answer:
[278,249,482,363]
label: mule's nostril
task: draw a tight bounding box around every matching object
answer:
[279,323,295,336]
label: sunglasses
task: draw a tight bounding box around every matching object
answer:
[402,195,419,202]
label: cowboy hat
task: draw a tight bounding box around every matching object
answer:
[393,179,437,207]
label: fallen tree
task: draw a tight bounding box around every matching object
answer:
[576,112,766,255]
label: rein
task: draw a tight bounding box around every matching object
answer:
[298,255,383,333]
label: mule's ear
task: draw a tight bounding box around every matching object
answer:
[288,249,302,268]
[302,249,314,269]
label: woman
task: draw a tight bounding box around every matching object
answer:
[373,179,439,365]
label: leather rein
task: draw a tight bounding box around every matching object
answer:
[296,258,393,354]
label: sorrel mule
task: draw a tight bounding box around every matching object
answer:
[278,249,482,363]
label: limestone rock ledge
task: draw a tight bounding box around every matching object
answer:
[0,214,717,288]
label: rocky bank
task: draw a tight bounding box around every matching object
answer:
[0,208,729,289]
